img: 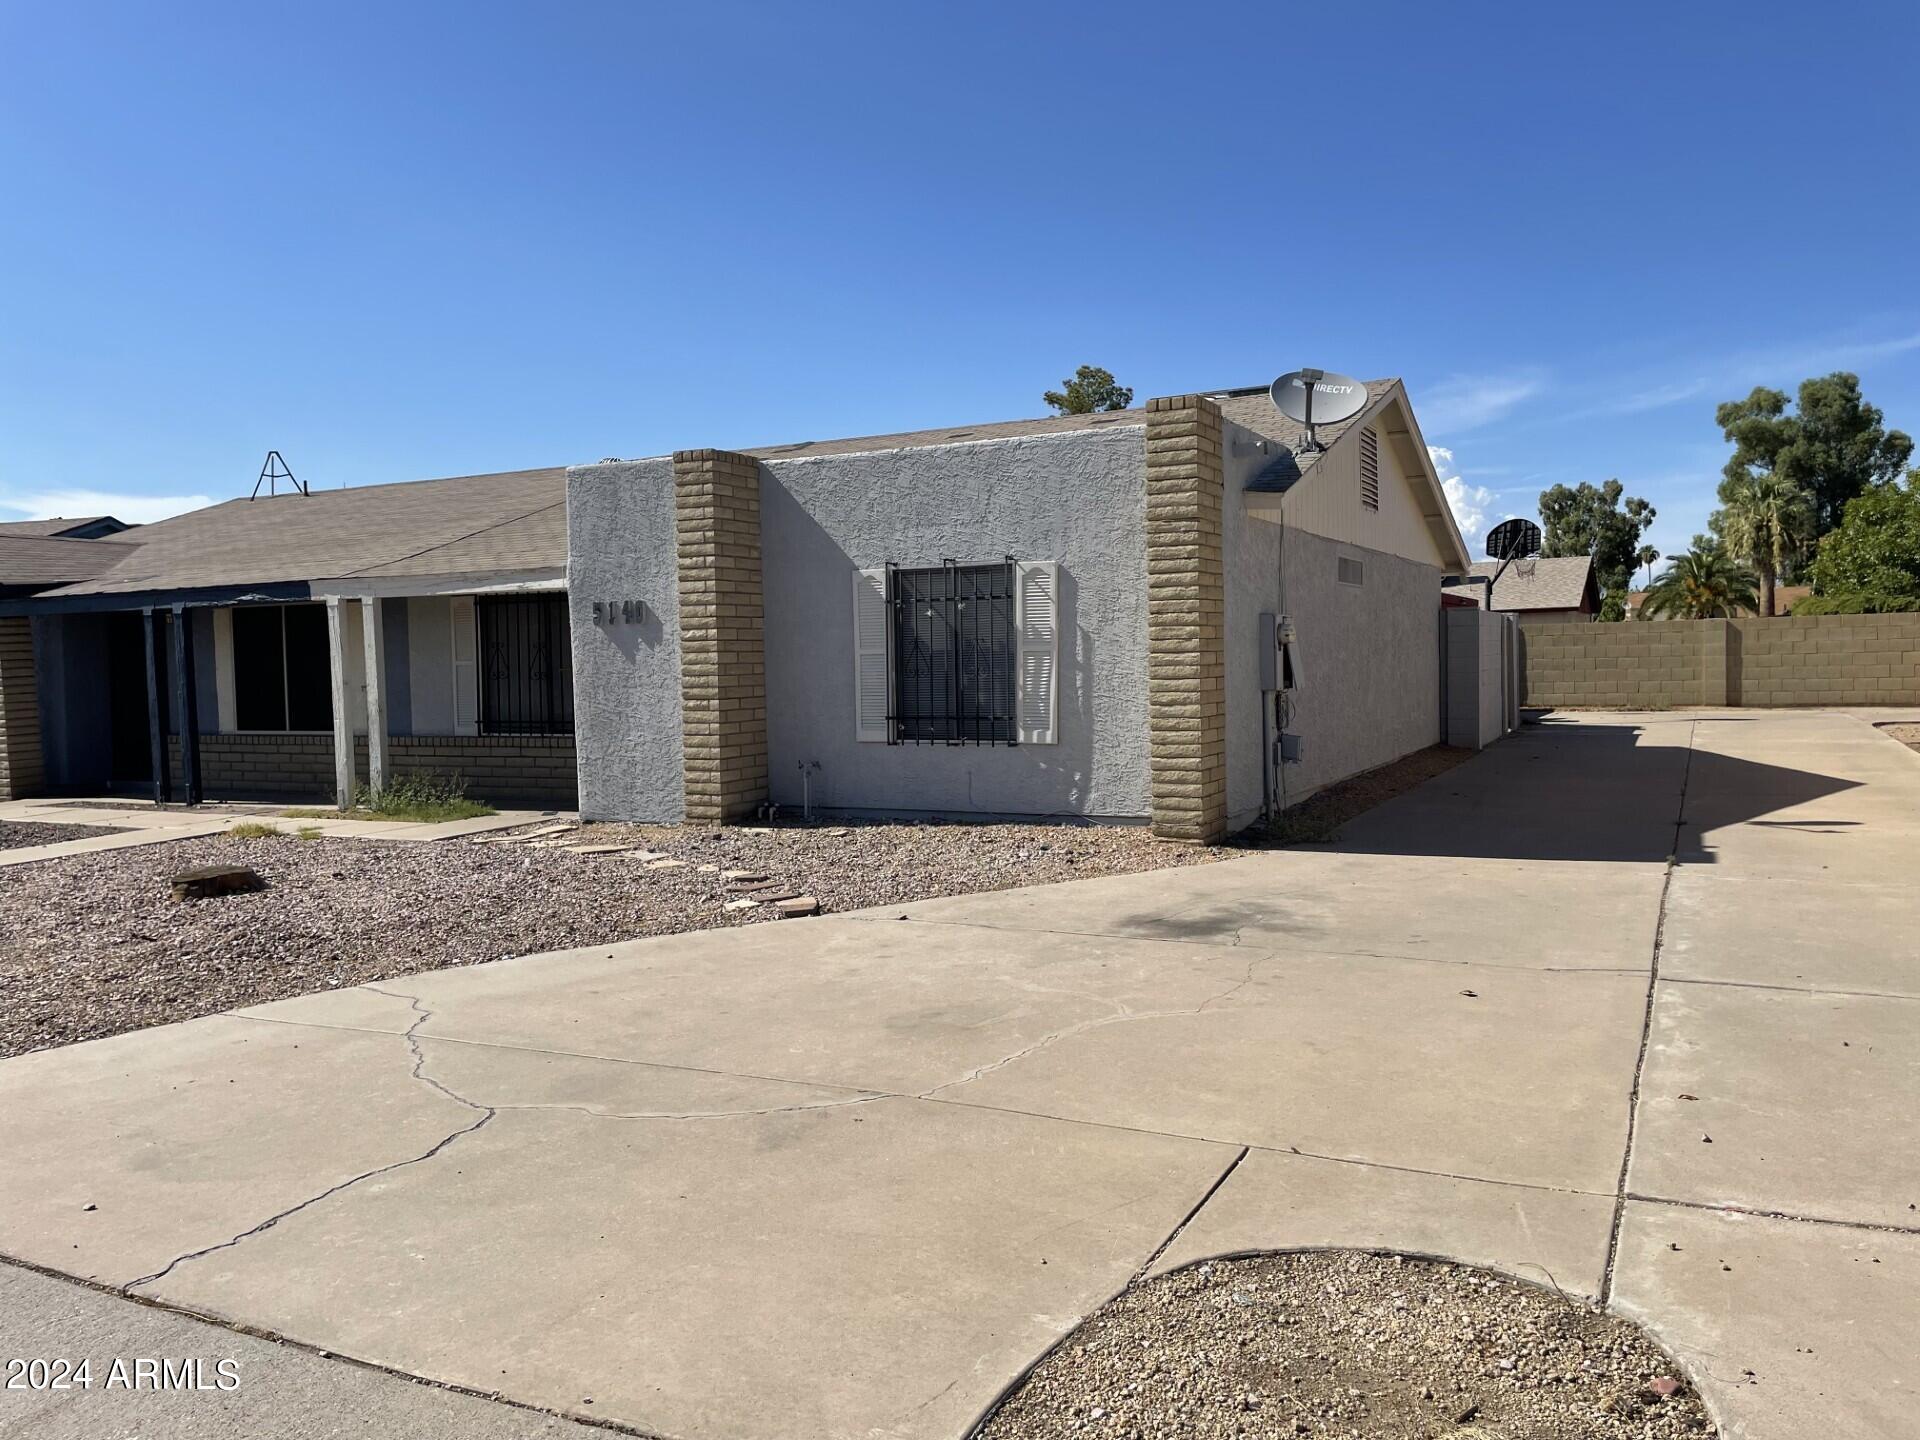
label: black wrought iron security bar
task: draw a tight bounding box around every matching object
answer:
[479,594,575,735]
[887,558,1018,745]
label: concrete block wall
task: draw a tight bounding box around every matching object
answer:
[163,733,577,807]
[1144,394,1227,843]
[0,616,45,799]
[1521,621,1707,707]
[1521,613,1920,707]
[1729,614,1920,705]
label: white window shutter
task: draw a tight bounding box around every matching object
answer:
[1015,561,1059,745]
[449,594,479,736]
[852,567,891,742]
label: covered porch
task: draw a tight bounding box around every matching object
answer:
[12,580,576,810]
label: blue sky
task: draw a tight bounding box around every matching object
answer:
[3,2,1916,572]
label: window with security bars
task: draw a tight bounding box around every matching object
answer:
[477,594,574,735]
[889,562,1018,744]
[1358,426,1380,510]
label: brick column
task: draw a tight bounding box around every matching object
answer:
[0,617,46,800]
[673,448,768,822]
[1145,394,1227,843]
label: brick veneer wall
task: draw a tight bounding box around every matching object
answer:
[1145,394,1227,843]
[0,616,45,800]
[162,733,577,807]
[673,448,768,822]
[1521,614,1920,707]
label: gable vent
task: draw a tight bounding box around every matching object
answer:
[1358,427,1380,511]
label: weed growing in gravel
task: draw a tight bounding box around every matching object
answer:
[284,772,494,823]
[227,822,282,839]
[294,825,323,840]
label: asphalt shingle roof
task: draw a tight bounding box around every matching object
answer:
[0,516,121,538]
[46,468,565,598]
[1444,556,1596,612]
[0,535,143,589]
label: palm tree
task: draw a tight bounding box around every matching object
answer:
[1717,473,1815,617]
[1640,547,1760,619]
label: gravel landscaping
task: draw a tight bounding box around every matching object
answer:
[0,820,128,851]
[977,1251,1717,1439]
[1879,721,1920,754]
[0,818,1218,1058]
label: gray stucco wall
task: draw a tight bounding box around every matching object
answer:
[1445,606,1510,749]
[1223,428,1443,830]
[566,458,683,822]
[759,426,1150,819]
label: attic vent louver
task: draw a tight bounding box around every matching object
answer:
[1358,427,1380,511]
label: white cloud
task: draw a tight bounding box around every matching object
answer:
[1429,445,1500,542]
[1570,326,1920,420]
[1418,372,1546,433]
[0,488,213,525]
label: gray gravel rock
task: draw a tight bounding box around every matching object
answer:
[977,1251,1717,1439]
[1,819,1217,1058]
[0,821,127,851]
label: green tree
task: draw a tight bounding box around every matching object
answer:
[1715,373,1913,536]
[1799,472,1920,613]
[1536,478,1657,620]
[1714,471,1816,617]
[1043,365,1133,415]
[1639,547,1760,619]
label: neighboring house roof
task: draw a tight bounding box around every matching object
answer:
[0,534,143,592]
[1625,583,1813,617]
[0,515,132,539]
[1444,556,1597,612]
[42,468,565,600]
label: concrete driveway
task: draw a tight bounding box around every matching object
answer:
[2,711,1915,1439]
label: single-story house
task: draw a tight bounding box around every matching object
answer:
[570,380,1484,841]
[2,379,1508,840]
[0,469,577,808]
[1443,555,1599,625]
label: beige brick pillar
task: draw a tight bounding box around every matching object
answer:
[674,448,768,822]
[0,616,46,800]
[1145,394,1227,843]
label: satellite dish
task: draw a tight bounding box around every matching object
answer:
[1485,517,1542,560]
[1269,370,1369,445]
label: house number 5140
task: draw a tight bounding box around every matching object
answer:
[593,600,647,624]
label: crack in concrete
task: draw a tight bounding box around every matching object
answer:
[1625,1190,1920,1238]
[916,955,1268,1099]
[123,1109,495,1293]
[1601,718,1697,1308]
[361,985,887,1123]
[125,990,501,1294]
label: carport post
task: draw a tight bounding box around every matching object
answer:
[141,607,171,805]
[360,596,388,797]
[170,604,202,805]
[325,597,355,809]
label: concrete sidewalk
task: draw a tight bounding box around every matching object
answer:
[0,795,569,866]
[1,710,1914,1438]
